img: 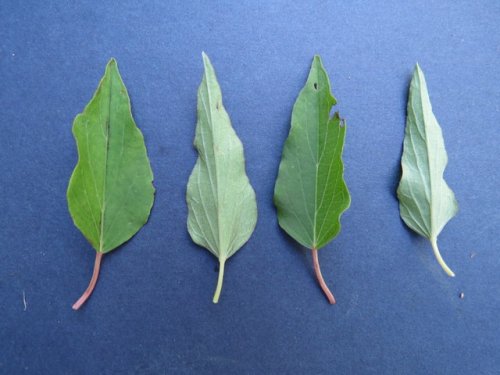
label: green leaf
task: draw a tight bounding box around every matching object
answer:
[67,59,155,309]
[274,55,350,304]
[186,53,257,303]
[397,64,458,277]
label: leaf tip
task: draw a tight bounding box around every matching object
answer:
[312,54,324,69]
[107,58,118,67]
[201,51,211,65]
[414,62,424,76]
[201,52,214,77]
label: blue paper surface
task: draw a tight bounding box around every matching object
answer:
[1,1,499,374]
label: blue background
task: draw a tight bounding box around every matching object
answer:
[1,1,499,374]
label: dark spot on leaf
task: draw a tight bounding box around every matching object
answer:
[216,101,221,110]
[313,83,318,90]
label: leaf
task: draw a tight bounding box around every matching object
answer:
[186,53,257,303]
[274,55,350,304]
[397,64,458,277]
[67,59,155,309]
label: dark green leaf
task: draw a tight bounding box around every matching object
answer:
[67,59,155,309]
[274,55,350,303]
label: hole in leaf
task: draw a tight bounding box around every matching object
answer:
[340,119,346,128]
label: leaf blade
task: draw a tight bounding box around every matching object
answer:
[186,53,257,302]
[273,56,350,303]
[67,59,155,254]
[397,64,458,276]
[274,56,350,250]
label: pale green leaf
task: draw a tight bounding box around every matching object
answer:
[186,53,257,303]
[397,64,458,277]
[67,59,155,309]
[274,55,350,304]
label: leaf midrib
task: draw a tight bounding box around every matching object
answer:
[313,65,321,248]
[207,77,223,256]
[99,71,113,252]
[416,69,437,239]
[201,72,224,256]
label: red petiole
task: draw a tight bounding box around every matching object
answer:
[311,248,336,304]
[72,252,103,310]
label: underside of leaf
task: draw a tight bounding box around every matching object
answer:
[186,53,257,303]
[397,64,458,277]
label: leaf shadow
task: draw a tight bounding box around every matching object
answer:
[389,148,403,201]
[389,71,412,201]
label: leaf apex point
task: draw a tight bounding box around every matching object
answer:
[201,53,212,71]
[313,55,323,65]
